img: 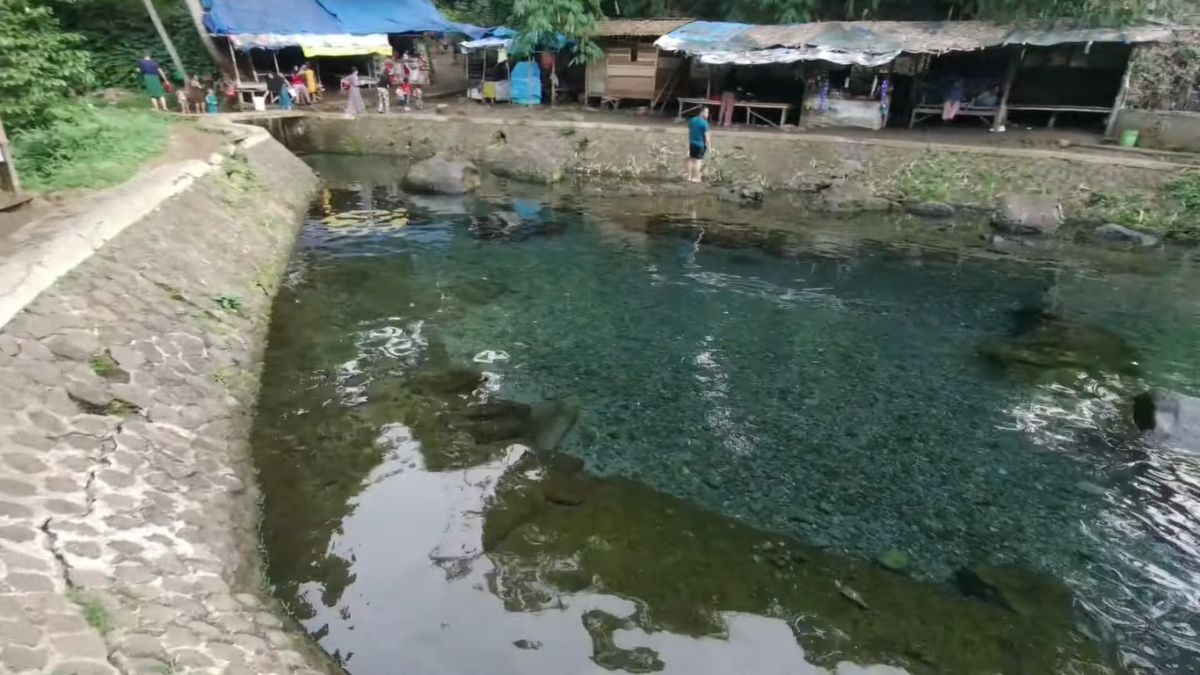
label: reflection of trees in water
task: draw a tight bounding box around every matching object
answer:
[253,235,581,618]
[479,452,1116,674]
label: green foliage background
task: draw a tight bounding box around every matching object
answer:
[50,0,217,87]
[13,103,171,191]
[0,0,94,132]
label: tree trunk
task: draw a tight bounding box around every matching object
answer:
[181,0,233,76]
[141,0,185,78]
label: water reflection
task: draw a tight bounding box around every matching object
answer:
[252,157,1200,674]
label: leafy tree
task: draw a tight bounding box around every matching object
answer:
[49,0,217,88]
[0,0,93,132]
[511,0,606,63]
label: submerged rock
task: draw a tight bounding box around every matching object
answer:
[482,457,1115,673]
[876,549,911,574]
[956,564,1074,626]
[470,210,567,242]
[1133,390,1200,454]
[1093,223,1160,248]
[905,201,955,219]
[991,194,1062,236]
[717,183,765,207]
[978,308,1139,380]
[814,184,892,213]
[483,145,567,184]
[403,154,481,195]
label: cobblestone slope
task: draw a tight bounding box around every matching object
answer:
[0,129,326,674]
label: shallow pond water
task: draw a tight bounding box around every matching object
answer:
[252,155,1200,674]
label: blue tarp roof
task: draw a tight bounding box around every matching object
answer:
[205,0,483,37]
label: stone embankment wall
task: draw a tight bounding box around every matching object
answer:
[282,113,1182,204]
[0,126,327,673]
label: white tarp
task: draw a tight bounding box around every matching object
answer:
[460,36,511,52]
[229,33,391,52]
[696,46,901,67]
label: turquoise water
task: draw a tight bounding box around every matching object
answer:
[253,158,1200,674]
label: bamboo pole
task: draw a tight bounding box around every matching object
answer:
[1104,46,1136,140]
[994,47,1022,131]
[228,39,241,86]
[140,0,185,78]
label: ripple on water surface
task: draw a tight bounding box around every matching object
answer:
[251,165,1200,674]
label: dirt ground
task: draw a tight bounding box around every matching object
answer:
[0,121,226,238]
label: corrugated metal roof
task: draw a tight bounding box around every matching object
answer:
[657,20,1175,58]
[593,18,693,37]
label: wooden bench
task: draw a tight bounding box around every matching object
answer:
[910,102,1112,129]
[738,101,792,128]
[676,96,719,119]
[677,98,794,128]
[909,103,997,128]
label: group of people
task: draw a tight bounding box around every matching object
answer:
[340,60,426,118]
[266,65,321,110]
[136,54,219,114]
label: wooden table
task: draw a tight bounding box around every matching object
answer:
[738,101,792,128]
[676,97,719,119]
[910,102,1111,129]
[677,97,793,128]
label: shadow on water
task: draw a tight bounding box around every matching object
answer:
[251,155,1200,674]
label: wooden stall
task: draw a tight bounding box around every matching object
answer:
[585,18,691,109]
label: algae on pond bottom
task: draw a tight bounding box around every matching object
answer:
[481,451,1115,675]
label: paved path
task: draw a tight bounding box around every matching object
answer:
[0,126,325,673]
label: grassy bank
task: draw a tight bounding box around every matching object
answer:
[884,152,1200,242]
[12,102,171,193]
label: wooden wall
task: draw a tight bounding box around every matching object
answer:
[587,39,660,100]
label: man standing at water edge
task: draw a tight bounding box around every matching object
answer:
[687,107,712,183]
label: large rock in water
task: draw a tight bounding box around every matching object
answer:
[1133,390,1200,454]
[978,308,1139,380]
[482,145,566,184]
[1093,223,1160,248]
[956,564,1074,627]
[403,154,480,194]
[991,194,1062,235]
[813,184,892,213]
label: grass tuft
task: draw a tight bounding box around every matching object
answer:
[12,103,170,193]
[67,589,112,636]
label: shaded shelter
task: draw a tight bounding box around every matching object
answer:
[585,19,693,110]
[655,20,1175,131]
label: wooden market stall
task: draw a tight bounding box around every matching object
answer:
[585,18,692,109]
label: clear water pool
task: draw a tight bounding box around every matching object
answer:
[252,156,1200,674]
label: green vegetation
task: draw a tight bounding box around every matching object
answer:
[511,0,604,63]
[50,0,217,88]
[88,350,120,378]
[888,152,1046,205]
[1085,170,1200,241]
[104,398,142,416]
[12,104,171,192]
[448,0,1191,32]
[213,295,243,312]
[0,0,94,133]
[67,589,112,636]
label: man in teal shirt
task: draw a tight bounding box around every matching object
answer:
[687,107,711,183]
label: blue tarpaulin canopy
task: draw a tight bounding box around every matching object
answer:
[205,0,484,38]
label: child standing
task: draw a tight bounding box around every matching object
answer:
[205,88,219,114]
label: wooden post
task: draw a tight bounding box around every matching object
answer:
[272,51,282,75]
[994,46,1022,131]
[1105,46,1136,140]
[141,0,186,78]
[0,117,19,196]
[228,39,241,86]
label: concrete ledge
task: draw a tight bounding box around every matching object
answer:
[0,123,275,332]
